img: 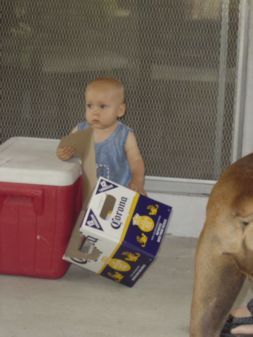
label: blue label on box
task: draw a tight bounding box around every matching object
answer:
[99,195,172,286]
[100,243,154,287]
[124,195,172,257]
[96,179,118,194]
[86,210,104,231]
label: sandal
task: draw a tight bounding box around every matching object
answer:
[220,299,253,337]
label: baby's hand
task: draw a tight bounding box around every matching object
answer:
[128,180,147,196]
[56,145,75,161]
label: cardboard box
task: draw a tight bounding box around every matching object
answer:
[60,128,98,262]
[64,177,172,287]
[60,128,172,286]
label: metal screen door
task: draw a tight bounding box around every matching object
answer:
[1,0,244,180]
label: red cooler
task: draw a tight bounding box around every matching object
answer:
[0,137,82,278]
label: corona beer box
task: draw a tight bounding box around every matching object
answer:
[64,177,172,287]
[0,137,82,278]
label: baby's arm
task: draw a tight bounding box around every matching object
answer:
[56,127,77,161]
[125,132,146,195]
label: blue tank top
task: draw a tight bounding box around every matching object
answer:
[77,121,132,187]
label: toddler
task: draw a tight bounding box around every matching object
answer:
[57,77,146,195]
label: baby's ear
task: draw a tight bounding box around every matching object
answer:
[118,102,126,118]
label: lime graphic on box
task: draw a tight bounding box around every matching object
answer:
[108,258,131,272]
[147,204,159,215]
[107,271,124,282]
[122,251,141,262]
[132,214,154,232]
[136,233,148,247]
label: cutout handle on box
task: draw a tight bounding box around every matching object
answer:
[0,186,44,214]
[100,194,116,220]
[70,234,102,264]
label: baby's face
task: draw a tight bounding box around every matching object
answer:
[85,86,125,129]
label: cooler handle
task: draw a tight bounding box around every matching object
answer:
[0,186,44,214]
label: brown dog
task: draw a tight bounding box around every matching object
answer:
[190,153,253,337]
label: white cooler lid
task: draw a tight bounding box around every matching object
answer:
[0,137,82,186]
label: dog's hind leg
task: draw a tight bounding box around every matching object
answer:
[190,227,246,337]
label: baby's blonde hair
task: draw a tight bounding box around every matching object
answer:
[85,77,125,103]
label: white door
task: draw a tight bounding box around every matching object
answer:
[146,0,253,237]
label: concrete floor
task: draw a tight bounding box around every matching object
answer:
[0,236,252,337]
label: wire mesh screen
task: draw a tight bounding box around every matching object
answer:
[1,0,240,179]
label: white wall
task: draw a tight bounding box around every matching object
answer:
[147,191,208,238]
